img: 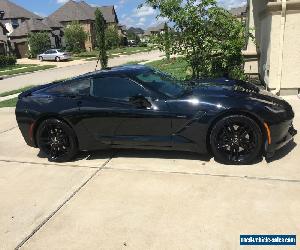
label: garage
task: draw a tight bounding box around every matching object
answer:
[14,41,28,59]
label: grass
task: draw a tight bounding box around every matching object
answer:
[84,54,120,61]
[146,57,190,80]
[0,97,18,108]
[0,85,35,97]
[74,46,154,59]
[109,46,153,55]
[0,64,56,77]
[122,60,146,65]
[0,64,36,71]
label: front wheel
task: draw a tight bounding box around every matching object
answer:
[210,115,263,165]
[36,119,78,162]
[55,57,60,62]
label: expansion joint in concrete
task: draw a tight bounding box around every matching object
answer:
[14,157,113,250]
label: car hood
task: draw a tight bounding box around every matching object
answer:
[187,78,286,105]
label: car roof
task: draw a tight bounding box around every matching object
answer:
[74,64,151,80]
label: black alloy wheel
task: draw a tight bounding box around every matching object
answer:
[37,119,78,162]
[210,115,262,165]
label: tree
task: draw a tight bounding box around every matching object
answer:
[28,32,51,58]
[95,8,108,69]
[141,0,245,79]
[64,21,87,53]
[163,23,171,60]
[127,30,141,44]
[105,26,120,49]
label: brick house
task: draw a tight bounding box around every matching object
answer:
[0,9,9,55]
[0,0,64,58]
[249,0,300,95]
[49,0,119,51]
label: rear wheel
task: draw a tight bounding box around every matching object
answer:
[39,56,43,61]
[55,57,60,62]
[210,115,262,165]
[36,119,78,162]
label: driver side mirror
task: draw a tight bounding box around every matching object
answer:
[129,94,152,109]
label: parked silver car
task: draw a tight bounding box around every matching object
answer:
[38,49,71,62]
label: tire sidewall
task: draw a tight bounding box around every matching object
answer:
[210,115,263,165]
[36,119,78,162]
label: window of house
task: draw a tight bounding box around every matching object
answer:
[91,77,148,101]
[11,19,19,28]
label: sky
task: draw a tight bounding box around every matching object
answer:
[10,0,247,29]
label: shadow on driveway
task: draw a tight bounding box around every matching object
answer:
[37,149,212,163]
[36,141,297,165]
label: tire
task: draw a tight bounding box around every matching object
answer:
[39,56,43,61]
[55,57,60,62]
[210,115,262,165]
[36,119,78,162]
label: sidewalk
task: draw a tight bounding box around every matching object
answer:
[17,58,92,68]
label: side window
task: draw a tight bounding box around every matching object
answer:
[91,77,148,101]
[44,78,91,96]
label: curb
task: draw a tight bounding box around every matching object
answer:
[0,60,93,80]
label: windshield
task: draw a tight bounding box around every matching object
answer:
[135,69,185,98]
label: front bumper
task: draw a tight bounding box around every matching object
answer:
[265,120,297,157]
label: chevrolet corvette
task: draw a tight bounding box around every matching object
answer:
[15,65,297,164]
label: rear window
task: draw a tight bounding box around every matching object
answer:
[43,79,91,96]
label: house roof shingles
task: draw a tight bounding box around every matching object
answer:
[94,6,117,23]
[229,5,247,17]
[42,17,63,29]
[0,0,41,19]
[145,23,166,36]
[9,18,51,37]
[48,0,117,24]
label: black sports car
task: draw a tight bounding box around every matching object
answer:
[16,65,297,164]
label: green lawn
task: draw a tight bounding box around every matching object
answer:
[0,64,35,70]
[0,64,56,77]
[0,97,18,108]
[146,57,191,80]
[0,85,35,97]
[122,60,146,65]
[74,46,154,59]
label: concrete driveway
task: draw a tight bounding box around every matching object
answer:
[0,98,299,249]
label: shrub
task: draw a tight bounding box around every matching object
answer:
[143,0,246,79]
[65,22,88,53]
[95,8,108,68]
[105,26,120,50]
[139,42,148,47]
[0,55,17,68]
[28,32,51,58]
